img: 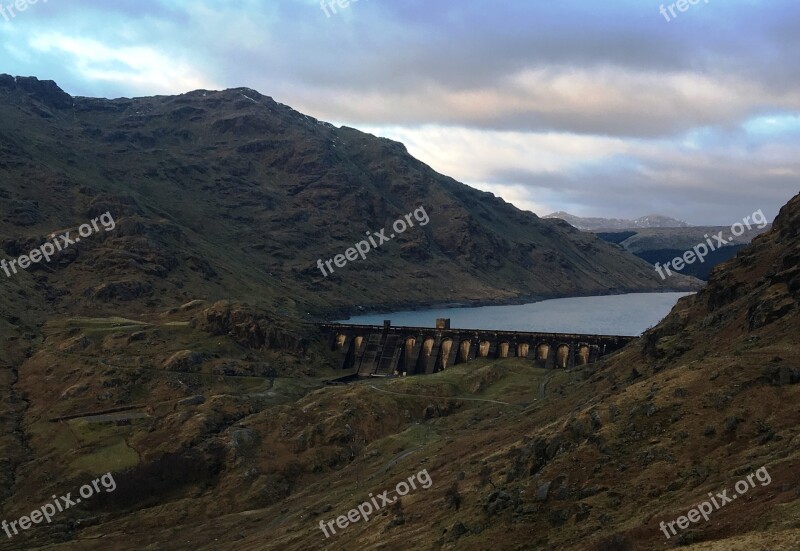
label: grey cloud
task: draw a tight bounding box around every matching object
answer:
[488,160,796,225]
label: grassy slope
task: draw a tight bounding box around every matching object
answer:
[3,194,794,551]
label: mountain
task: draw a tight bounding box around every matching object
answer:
[546,211,691,231]
[596,224,773,280]
[0,75,698,337]
[545,208,773,280]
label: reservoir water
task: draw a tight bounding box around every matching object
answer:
[336,292,695,336]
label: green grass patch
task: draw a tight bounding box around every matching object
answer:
[69,418,132,445]
[379,422,438,451]
[28,421,78,453]
[70,438,139,475]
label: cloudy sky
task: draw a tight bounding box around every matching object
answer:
[2,0,799,225]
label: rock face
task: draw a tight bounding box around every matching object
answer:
[0,75,73,109]
[90,280,155,301]
[762,365,800,386]
[161,350,207,372]
[194,301,308,354]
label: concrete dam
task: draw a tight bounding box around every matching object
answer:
[320,319,636,378]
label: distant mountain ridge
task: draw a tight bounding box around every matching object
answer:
[545,211,690,231]
[596,225,772,280]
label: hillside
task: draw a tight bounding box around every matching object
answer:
[0,172,795,550]
[0,75,696,338]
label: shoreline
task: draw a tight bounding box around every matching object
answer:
[321,287,699,324]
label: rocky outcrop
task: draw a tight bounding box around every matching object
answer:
[0,75,73,109]
[89,280,155,301]
[193,301,308,354]
[161,350,207,373]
